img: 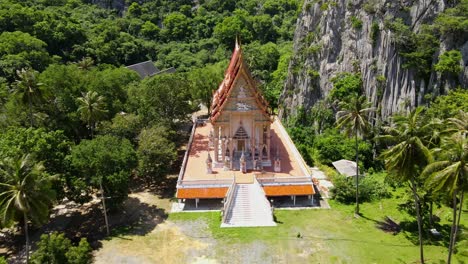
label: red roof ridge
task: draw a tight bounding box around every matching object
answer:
[210,42,271,124]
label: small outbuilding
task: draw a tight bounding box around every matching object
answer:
[332,159,359,177]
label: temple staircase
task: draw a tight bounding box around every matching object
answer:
[221,179,276,227]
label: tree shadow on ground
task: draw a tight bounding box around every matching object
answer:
[3,196,168,262]
[43,196,167,248]
[130,176,177,199]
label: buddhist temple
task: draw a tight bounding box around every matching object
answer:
[176,40,317,227]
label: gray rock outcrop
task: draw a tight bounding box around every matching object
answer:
[279,0,468,121]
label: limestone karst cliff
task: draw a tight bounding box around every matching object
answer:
[279,0,468,121]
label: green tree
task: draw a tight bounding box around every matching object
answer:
[427,89,468,120]
[243,41,280,82]
[434,0,468,36]
[336,95,374,214]
[250,15,277,43]
[77,91,107,138]
[66,238,92,264]
[188,63,224,113]
[162,12,191,40]
[0,127,71,199]
[140,21,160,40]
[87,67,139,118]
[70,135,137,209]
[0,154,56,263]
[127,73,193,127]
[214,12,252,46]
[31,232,71,264]
[379,107,433,264]
[423,132,467,264]
[14,68,44,127]
[31,232,92,264]
[435,50,462,75]
[330,73,362,102]
[137,125,177,184]
[0,31,51,80]
[39,63,87,139]
[99,113,142,144]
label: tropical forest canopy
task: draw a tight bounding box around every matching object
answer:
[0,0,301,231]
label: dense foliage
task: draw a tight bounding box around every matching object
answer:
[0,2,303,261]
[69,135,137,208]
[330,173,391,204]
[31,232,92,264]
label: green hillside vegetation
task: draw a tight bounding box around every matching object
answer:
[0,0,301,261]
[0,0,467,263]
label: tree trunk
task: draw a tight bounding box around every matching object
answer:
[410,179,425,264]
[355,131,359,215]
[429,200,434,228]
[28,93,34,127]
[447,190,457,264]
[100,181,110,236]
[449,191,464,263]
[23,212,29,264]
[455,191,464,239]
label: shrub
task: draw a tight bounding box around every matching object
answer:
[350,16,363,29]
[370,22,380,45]
[66,239,93,264]
[330,72,362,101]
[313,129,373,168]
[363,1,378,14]
[31,232,92,264]
[330,173,391,204]
[384,18,414,51]
[435,50,462,75]
[320,3,329,11]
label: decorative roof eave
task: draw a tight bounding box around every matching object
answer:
[210,41,271,124]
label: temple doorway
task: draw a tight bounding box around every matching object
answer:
[237,140,245,152]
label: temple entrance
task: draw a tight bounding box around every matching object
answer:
[237,140,245,152]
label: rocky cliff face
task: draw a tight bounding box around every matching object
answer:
[279,0,468,121]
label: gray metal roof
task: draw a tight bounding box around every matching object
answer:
[332,159,359,177]
[125,61,160,79]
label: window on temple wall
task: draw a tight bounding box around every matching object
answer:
[263,125,268,145]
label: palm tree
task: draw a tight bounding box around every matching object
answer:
[447,110,468,137]
[14,68,44,127]
[77,91,107,138]
[76,57,95,71]
[379,107,433,264]
[423,133,467,264]
[0,154,55,263]
[336,95,374,215]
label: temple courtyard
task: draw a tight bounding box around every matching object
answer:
[92,183,468,264]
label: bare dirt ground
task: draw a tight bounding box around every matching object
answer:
[1,176,176,263]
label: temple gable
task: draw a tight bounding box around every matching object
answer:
[209,41,272,169]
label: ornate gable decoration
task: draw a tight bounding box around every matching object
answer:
[233,125,249,139]
[210,40,271,124]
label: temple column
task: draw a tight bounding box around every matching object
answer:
[267,124,271,161]
[251,119,255,159]
[221,137,226,162]
[229,137,234,169]
[213,125,219,162]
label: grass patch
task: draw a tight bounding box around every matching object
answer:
[96,189,468,263]
[168,192,468,263]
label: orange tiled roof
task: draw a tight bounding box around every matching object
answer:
[210,40,270,124]
[263,185,314,196]
[177,187,228,199]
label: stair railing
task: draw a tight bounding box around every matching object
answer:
[254,178,274,218]
[222,177,236,223]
